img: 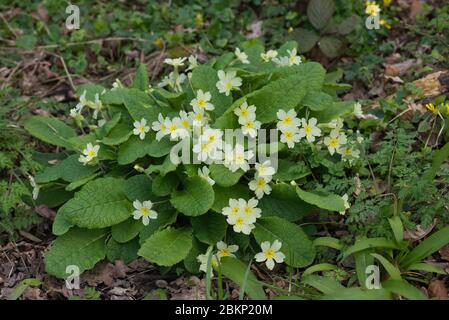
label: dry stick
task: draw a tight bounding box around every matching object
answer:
[57,54,76,92]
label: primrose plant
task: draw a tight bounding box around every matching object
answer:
[25,41,364,297]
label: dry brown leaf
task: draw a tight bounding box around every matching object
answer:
[404,219,437,241]
[428,280,448,300]
[439,245,449,262]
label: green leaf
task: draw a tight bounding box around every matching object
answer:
[124,174,160,202]
[111,218,144,243]
[388,216,404,243]
[302,92,334,111]
[152,172,179,197]
[220,257,266,300]
[170,176,215,216]
[424,142,449,180]
[121,88,160,123]
[139,204,178,244]
[95,112,122,139]
[45,228,108,279]
[302,263,338,277]
[311,100,354,123]
[302,274,344,294]
[62,177,132,229]
[106,238,139,263]
[382,280,427,300]
[65,172,102,191]
[307,0,335,30]
[53,206,75,236]
[401,225,449,268]
[214,63,326,126]
[318,36,342,58]
[296,187,345,212]
[101,123,133,145]
[354,251,374,288]
[9,278,42,300]
[191,212,227,245]
[313,237,343,250]
[118,135,174,164]
[253,216,316,268]
[209,164,244,187]
[259,183,313,221]
[371,253,402,281]
[15,34,37,49]
[133,64,149,91]
[292,28,320,53]
[406,262,447,275]
[191,65,233,117]
[343,238,399,258]
[184,237,207,274]
[35,154,99,184]
[321,287,392,300]
[138,227,193,266]
[273,159,311,181]
[337,14,362,35]
[24,116,76,149]
[145,155,177,177]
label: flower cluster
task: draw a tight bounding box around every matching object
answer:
[222,198,262,235]
[197,241,239,276]
[234,102,261,138]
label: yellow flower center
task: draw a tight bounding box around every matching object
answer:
[244,207,252,215]
[264,249,275,259]
[329,138,338,148]
[197,99,206,108]
[245,121,253,129]
[304,125,312,135]
[236,217,244,225]
[345,148,353,156]
[88,150,96,157]
[285,132,293,140]
[181,120,190,128]
[240,109,248,117]
[169,124,177,132]
[139,125,146,133]
[160,124,166,131]
[231,207,239,214]
[257,179,266,188]
[139,207,150,216]
[283,116,292,125]
[219,249,230,257]
[226,82,233,90]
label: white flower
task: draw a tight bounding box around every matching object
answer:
[353,102,364,118]
[78,143,100,165]
[198,166,215,186]
[152,114,169,141]
[234,102,256,121]
[222,198,242,217]
[249,177,272,199]
[186,55,199,71]
[223,143,254,172]
[70,107,84,121]
[255,240,285,270]
[235,48,249,64]
[197,253,219,275]
[339,194,350,215]
[75,90,88,110]
[261,50,278,62]
[190,90,214,113]
[239,198,262,223]
[193,130,223,162]
[273,56,290,66]
[90,93,103,119]
[191,111,207,127]
[166,117,181,140]
[133,200,158,225]
[158,72,186,92]
[202,127,223,148]
[133,118,150,140]
[298,118,321,143]
[216,70,242,96]
[276,109,300,132]
[287,48,301,66]
[324,130,347,155]
[338,146,361,163]
[240,118,261,138]
[175,110,192,138]
[255,160,276,179]
[227,213,255,235]
[28,175,40,200]
[111,79,124,91]
[216,241,239,258]
[280,127,301,148]
[328,118,344,131]
[164,57,187,68]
